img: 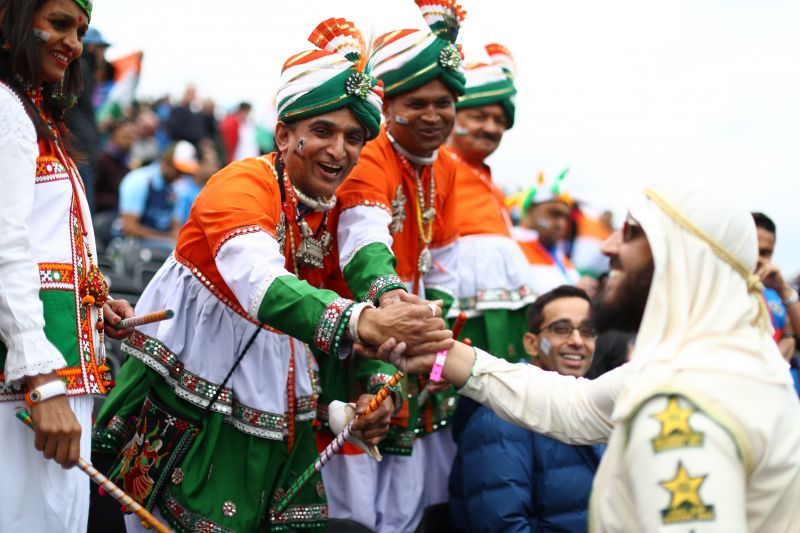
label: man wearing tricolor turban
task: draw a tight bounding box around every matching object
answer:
[94,18,452,533]
[391,180,800,532]
[442,44,532,366]
[318,1,467,531]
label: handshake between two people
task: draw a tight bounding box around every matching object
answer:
[352,290,454,360]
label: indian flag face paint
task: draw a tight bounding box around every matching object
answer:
[394,115,410,125]
[33,28,52,44]
[540,336,552,357]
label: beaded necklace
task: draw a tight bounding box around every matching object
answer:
[26,87,111,385]
[397,154,437,279]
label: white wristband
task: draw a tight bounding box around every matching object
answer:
[26,379,67,406]
[348,302,375,344]
[783,288,799,308]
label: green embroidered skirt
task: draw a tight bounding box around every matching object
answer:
[94,358,327,532]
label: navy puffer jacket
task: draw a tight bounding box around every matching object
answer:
[449,404,601,532]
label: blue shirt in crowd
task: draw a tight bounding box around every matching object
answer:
[118,163,177,232]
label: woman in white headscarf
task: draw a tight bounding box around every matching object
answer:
[386,180,800,532]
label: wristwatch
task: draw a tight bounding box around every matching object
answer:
[24,379,67,407]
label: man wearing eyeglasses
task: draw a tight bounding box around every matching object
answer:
[449,285,601,531]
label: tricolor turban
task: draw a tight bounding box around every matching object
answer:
[277,18,384,140]
[457,43,517,128]
[72,0,92,20]
[369,0,467,99]
[520,169,573,214]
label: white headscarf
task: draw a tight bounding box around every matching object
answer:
[614,180,790,419]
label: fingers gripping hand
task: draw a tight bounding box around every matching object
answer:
[352,394,393,447]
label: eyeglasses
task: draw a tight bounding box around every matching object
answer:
[622,214,644,243]
[539,320,597,339]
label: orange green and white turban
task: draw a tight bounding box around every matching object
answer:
[71,0,92,20]
[369,0,467,99]
[520,169,573,213]
[457,43,517,128]
[276,18,384,140]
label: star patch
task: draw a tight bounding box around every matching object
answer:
[659,462,715,524]
[651,396,704,453]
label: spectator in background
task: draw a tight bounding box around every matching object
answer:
[65,26,110,213]
[118,140,198,246]
[449,286,601,532]
[95,118,137,213]
[513,174,600,297]
[752,212,799,360]
[199,97,226,164]
[129,107,160,168]
[219,101,259,162]
[165,84,205,147]
[173,138,220,225]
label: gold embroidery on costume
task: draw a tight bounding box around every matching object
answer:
[651,396,704,453]
[659,462,715,524]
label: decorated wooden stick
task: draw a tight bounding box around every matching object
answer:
[115,309,174,329]
[274,371,405,516]
[16,410,171,533]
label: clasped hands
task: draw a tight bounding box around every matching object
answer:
[354,290,453,361]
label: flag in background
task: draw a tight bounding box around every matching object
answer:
[95,51,143,122]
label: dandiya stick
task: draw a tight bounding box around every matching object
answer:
[115,309,174,329]
[274,370,405,516]
[16,409,171,532]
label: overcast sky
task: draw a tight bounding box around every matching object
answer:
[94,0,800,276]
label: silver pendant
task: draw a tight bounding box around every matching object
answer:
[421,206,437,225]
[296,220,331,269]
[418,247,432,276]
[390,185,407,234]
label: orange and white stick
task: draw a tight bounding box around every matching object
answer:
[116,309,174,329]
[16,410,171,532]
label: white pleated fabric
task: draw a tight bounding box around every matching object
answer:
[126,255,315,439]
[450,234,534,318]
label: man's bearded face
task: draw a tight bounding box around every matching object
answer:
[592,216,654,334]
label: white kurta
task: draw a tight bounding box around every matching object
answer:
[462,347,800,532]
[0,82,93,533]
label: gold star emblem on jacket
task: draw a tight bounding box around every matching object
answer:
[659,462,716,524]
[651,396,704,453]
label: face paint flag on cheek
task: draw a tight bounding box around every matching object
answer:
[540,336,552,357]
[293,138,306,159]
[394,115,410,126]
[537,217,553,230]
[33,28,52,44]
[454,125,469,136]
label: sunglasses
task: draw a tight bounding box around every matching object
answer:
[622,214,644,242]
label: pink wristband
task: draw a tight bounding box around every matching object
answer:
[429,350,448,381]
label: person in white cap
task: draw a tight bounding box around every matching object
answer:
[118,140,198,244]
[386,180,800,532]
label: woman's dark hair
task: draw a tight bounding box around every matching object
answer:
[0,0,84,148]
